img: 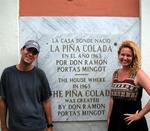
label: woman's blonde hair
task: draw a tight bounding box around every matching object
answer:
[118,40,141,75]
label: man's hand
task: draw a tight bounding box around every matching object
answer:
[2,127,8,131]
[46,127,53,131]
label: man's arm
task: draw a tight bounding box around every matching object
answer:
[43,98,53,131]
[0,98,7,131]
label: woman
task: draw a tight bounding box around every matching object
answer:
[107,40,150,131]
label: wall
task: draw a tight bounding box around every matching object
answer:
[20,0,139,16]
[141,0,150,130]
[0,0,18,75]
[0,0,150,131]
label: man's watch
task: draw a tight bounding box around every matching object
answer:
[47,123,53,128]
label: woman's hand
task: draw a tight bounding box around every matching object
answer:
[106,117,110,128]
[124,110,141,125]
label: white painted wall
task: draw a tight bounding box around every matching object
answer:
[141,0,150,130]
[0,0,150,131]
[0,0,19,75]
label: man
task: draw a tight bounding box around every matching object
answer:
[0,40,53,131]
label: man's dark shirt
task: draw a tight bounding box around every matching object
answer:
[0,65,51,131]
